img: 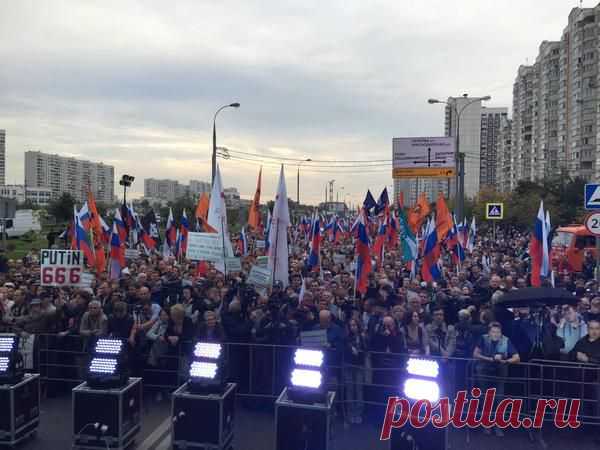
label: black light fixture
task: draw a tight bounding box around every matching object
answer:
[119,175,135,187]
[86,338,129,389]
[287,348,326,404]
[0,334,24,385]
[188,342,226,394]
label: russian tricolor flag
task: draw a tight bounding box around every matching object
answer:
[114,208,128,244]
[109,223,125,279]
[354,210,372,295]
[530,201,550,287]
[72,205,95,267]
[176,209,190,257]
[421,216,441,282]
[306,214,321,271]
[165,208,177,253]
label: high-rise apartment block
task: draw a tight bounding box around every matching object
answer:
[24,151,114,203]
[510,6,600,186]
[144,178,212,202]
[0,130,5,185]
[480,107,508,188]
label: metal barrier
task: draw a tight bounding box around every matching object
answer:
[30,334,600,426]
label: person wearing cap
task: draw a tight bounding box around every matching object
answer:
[79,300,108,338]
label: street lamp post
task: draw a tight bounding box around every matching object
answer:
[212,102,240,186]
[297,158,312,205]
[428,94,491,223]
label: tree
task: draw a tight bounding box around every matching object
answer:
[48,193,76,223]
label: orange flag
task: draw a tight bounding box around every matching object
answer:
[247,167,262,229]
[435,192,452,242]
[87,190,106,273]
[195,192,210,222]
[408,192,430,233]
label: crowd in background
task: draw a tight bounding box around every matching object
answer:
[1,224,600,427]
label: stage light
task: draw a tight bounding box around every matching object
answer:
[0,335,16,353]
[85,338,129,389]
[190,361,218,379]
[407,358,439,378]
[193,343,222,360]
[403,379,440,402]
[188,341,226,394]
[94,339,123,355]
[0,333,24,384]
[287,348,327,404]
[291,369,322,389]
[293,349,324,368]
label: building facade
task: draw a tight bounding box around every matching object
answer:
[0,130,5,186]
[24,151,114,203]
[509,5,600,187]
[496,117,514,192]
[480,107,508,187]
[144,178,211,201]
[0,185,52,206]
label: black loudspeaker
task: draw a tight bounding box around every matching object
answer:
[0,373,40,446]
[72,377,142,449]
[171,382,236,450]
[390,423,448,450]
[275,388,335,450]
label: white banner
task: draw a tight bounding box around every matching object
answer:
[247,265,272,289]
[187,232,224,262]
[125,248,140,260]
[40,249,84,287]
[255,240,266,249]
[225,257,242,274]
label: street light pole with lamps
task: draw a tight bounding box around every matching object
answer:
[212,102,240,186]
[297,158,312,205]
[428,94,491,223]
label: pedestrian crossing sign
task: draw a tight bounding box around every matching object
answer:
[486,203,504,220]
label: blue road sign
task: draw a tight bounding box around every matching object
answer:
[585,184,600,210]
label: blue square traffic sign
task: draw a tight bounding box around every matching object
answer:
[585,184,600,209]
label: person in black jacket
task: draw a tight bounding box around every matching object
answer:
[222,299,253,390]
[107,301,133,340]
[343,318,366,424]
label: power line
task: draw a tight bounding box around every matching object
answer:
[222,147,392,164]
[220,155,390,173]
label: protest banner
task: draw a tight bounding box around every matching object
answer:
[256,256,269,267]
[248,265,271,289]
[225,257,242,274]
[187,232,224,262]
[255,240,266,249]
[125,248,140,260]
[40,249,83,287]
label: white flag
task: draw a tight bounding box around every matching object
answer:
[207,165,233,273]
[268,165,290,287]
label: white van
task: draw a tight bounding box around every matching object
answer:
[1,210,42,238]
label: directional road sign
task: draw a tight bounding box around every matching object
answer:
[585,184,600,210]
[486,203,504,220]
[392,137,456,179]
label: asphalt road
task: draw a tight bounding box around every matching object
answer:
[14,391,600,450]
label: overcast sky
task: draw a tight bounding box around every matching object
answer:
[0,1,587,205]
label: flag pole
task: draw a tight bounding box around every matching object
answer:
[221,216,227,276]
[271,217,280,287]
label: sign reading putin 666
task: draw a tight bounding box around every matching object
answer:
[40,249,84,286]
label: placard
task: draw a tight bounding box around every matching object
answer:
[255,240,266,249]
[77,271,95,288]
[300,329,328,348]
[125,248,140,260]
[248,265,272,289]
[40,249,84,287]
[225,257,242,274]
[333,254,346,265]
[256,256,269,267]
[186,232,224,262]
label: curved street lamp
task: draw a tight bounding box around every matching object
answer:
[297,158,312,205]
[428,94,491,222]
[212,103,240,185]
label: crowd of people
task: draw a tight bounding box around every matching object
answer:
[0,222,599,428]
